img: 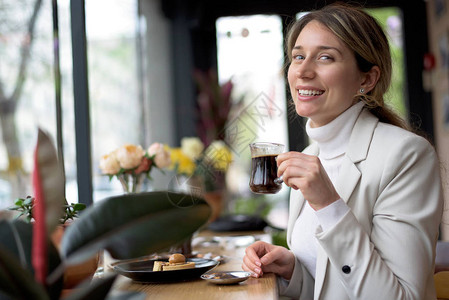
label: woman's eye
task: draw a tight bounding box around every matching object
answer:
[292,54,305,60]
[319,55,333,61]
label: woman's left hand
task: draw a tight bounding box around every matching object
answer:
[277,151,340,210]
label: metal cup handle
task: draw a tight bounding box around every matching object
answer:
[274,175,283,185]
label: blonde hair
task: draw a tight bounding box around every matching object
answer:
[286,3,410,130]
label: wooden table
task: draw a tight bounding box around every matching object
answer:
[108,230,279,300]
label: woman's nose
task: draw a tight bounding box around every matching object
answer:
[296,60,315,79]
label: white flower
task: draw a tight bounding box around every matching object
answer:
[147,142,171,168]
[115,144,145,170]
[181,137,204,161]
[99,152,121,175]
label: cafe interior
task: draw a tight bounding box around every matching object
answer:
[1,0,449,299]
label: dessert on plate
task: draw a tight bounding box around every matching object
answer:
[153,253,195,271]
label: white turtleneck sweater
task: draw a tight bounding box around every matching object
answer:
[290,101,365,279]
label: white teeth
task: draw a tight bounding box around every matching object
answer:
[298,89,324,96]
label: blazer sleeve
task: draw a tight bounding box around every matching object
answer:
[315,134,443,299]
[278,255,315,299]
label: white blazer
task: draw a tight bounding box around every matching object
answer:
[280,109,444,300]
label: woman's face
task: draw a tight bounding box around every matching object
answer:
[288,21,365,127]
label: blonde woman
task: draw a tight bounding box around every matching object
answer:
[242,3,443,299]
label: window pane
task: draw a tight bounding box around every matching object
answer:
[216,15,289,229]
[0,0,56,208]
[59,0,76,204]
[85,0,144,201]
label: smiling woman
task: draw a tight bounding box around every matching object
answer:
[287,8,407,130]
[242,3,443,300]
[287,20,380,127]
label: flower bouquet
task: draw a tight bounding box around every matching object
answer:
[167,137,232,191]
[167,137,233,221]
[99,143,171,193]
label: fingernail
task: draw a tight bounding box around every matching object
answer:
[251,271,258,278]
[254,267,261,274]
[255,261,261,267]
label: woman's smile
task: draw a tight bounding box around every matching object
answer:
[296,85,325,100]
[287,20,365,127]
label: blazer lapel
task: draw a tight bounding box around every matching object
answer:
[335,157,361,203]
[334,109,378,203]
[314,109,378,299]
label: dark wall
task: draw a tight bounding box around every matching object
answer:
[162,0,434,149]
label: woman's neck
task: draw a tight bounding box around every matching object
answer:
[306,101,365,159]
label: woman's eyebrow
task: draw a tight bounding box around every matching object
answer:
[292,45,342,55]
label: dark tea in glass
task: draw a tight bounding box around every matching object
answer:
[249,142,284,194]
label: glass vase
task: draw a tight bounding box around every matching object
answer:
[118,173,145,193]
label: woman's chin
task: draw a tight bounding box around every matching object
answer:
[294,105,314,119]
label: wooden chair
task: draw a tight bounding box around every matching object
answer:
[435,271,449,299]
[435,241,449,299]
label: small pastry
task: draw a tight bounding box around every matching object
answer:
[153,261,166,271]
[162,261,196,271]
[152,253,196,271]
[169,253,186,264]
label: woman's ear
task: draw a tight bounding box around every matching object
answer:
[361,65,380,93]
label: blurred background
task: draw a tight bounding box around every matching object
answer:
[0,0,448,236]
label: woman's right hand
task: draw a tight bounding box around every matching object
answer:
[242,241,295,279]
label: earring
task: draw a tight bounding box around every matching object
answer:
[360,88,365,94]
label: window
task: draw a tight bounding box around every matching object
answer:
[85,0,145,201]
[216,15,289,229]
[0,0,147,208]
[0,0,57,208]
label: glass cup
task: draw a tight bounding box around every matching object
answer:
[249,142,284,194]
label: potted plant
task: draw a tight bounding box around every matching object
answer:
[0,129,211,300]
[8,196,91,289]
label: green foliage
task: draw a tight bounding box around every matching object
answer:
[61,203,87,225]
[0,191,211,300]
[271,230,288,249]
[0,220,63,300]
[61,274,117,300]
[0,246,50,300]
[0,130,213,299]
[8,197,86,225]
[8,196,34,223]
[232,195,273,218]
[60,191,211,265]
[367,7,406,118]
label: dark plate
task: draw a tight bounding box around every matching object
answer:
[111,257,219,283]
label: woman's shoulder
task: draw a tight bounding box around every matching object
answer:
[370,121,438,166]
[375,121,434,150]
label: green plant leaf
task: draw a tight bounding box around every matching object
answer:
[0,220,33,271]
[60,191,211,265]
[0,220,63,300]
[0,246,49,300]
[73,203,86,211]
[61,274,117,300]
[35,128,66,234]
